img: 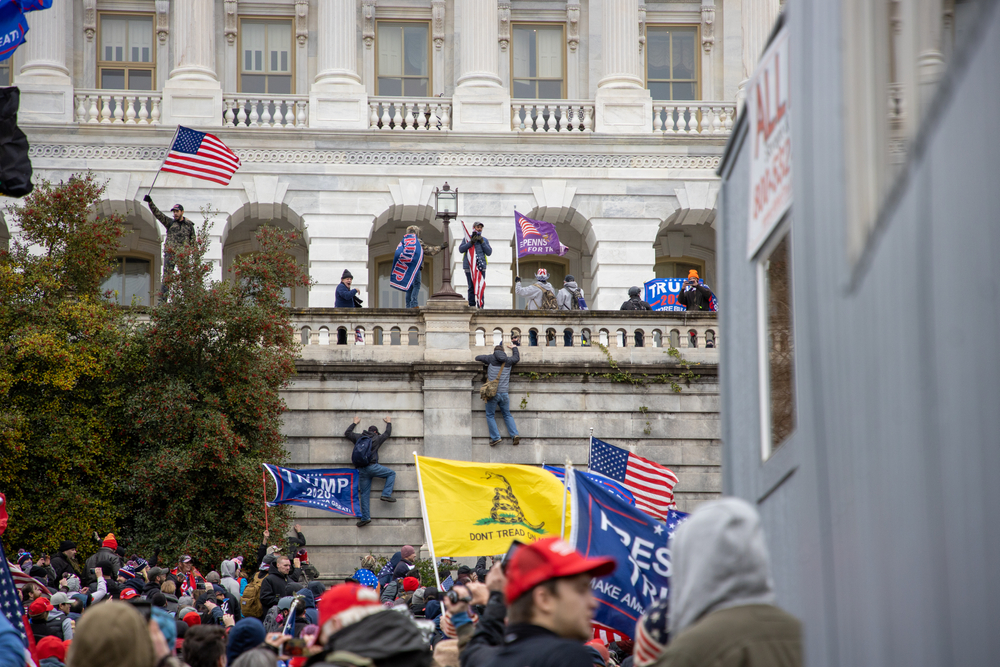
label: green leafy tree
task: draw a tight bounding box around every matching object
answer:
[0,175,131,555]
[122,221,311,565]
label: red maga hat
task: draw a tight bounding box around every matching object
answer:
[504,536,616,604]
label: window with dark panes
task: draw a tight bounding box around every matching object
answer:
[240,20,293,94]
[377,22,430,96]
[512,25,565,99]
[646,26,699,100]
[98,14,154,90]
[763,233,796,455]
[0,62,11,87]
[101,256,152,306]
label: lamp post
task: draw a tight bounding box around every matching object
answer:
[430,182,465,301]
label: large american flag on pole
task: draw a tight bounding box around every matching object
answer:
[588,437,679,520]
[461,221,486,308]
[159,126,241,186]
[0,493,34,655]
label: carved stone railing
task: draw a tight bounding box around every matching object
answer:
[652,101,736,136]
[368,97,452,131]
[74,89,162,125]
[223,94,309,128]
[511,100,594,133]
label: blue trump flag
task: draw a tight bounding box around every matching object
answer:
[389,233,424,291]
[263,464,360,517]
[543,465,637,507]
[0,1,53,61]
[568,469,686,640]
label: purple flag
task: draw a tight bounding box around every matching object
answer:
[515,211,568,259]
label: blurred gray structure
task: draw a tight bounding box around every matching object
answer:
[717,1,1000,666]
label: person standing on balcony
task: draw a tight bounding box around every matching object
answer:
[459,221,493,307]
[144,195,195,295]
[620,286,653,311]
[336,270,360,307]
[677,270,718,312]
[557,275,587,310]
[515,268,558,310]
[400,225,446,309]
[475,345,521,446]
[345,415,395,528]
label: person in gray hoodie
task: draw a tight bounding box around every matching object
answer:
[645,497,801,667]
[557,275,586,311]
[515,268,557,310]
[475,345,520,446]
[219,559,241,600]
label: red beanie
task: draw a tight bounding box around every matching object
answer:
[36,636,66,661]
[183,611,202,627]
[102,533,118,549]
[402,577,419,592]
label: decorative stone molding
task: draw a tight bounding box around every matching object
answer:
[224,0,238,45]
[363,0,376,49]
[701,5,716,53]
[638,2,646,54]
[156,0,170,45]
[29,144,723,170]
[83,0,96,41]
[498,1,511,52]
[567,0,580,52]
[295,0,308,46]
[432,0,445,51]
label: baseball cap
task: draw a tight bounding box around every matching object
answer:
[147,566,164,578]
[318,583,381,626]
[120,589,140,600]
[179,554,193,563]
[28,597,53,616]
[50,592,71,607]
[504,536,616,604]
[473,221,484,228]
[170,204,184,212]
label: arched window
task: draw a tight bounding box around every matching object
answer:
[652,329,663,348]
[563,328,574,347]
[337,327,348,345]
[581,328,591,347]
[493,328,504,347]
[300,326,311,345]
[318,327,330,345]
[634,330,645,347]
[101,255,153,306]
[545,328,557,347]
[374,326,384,345]
[475,328,486,346]
[390,326,402,345]
[408,327,420,346]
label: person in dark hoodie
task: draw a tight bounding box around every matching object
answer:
[310,583,431,667]
[226,617,267,665]
[345,415,395,528]
[51,541,82,584]
[259,554,291,619]
[335,269,360,308]
[475,344,520,446]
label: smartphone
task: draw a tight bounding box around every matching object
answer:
[285,638,307,657]
[501,540,524,574]
[94,567,103,580]
[130,599,152,623]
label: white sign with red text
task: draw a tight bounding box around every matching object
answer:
[746,24,791,259]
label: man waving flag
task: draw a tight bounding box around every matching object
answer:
[461,220,487,308]
[158,126,241,186]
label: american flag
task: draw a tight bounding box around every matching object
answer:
[515,212,541,237]
[588,437,679,520]
[439,574,454,592]
[461,221,486,308]
[159,126,241,186]
[592,620,628,644]
[0,493,33,655]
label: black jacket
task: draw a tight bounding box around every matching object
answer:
[620,297,653,311]
[259,564,289,616]
[678,282,716,311]
[29,616,65,642]
[460,590,507,667]
[484,624,594,667]
[306,609,431,667]
[345,422,392,467]
[459,233,493,271]
[50,552,81,582]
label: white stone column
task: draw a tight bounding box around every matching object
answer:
[309,0,368,129]
[14,1,74,123]
[587,218,660,309]
[594,0,652,133]
[452,0,511,132]
[161,0,223,127]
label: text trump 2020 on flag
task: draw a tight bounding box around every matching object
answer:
[263,464,360,517]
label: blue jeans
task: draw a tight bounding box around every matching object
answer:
[485,393,518,441]
[358,463,396,521]
[406,269,421,308]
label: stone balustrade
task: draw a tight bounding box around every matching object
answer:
[368,97,453,131]
[223,95,309,129]
[74,90,162,125]
[511,100,595,133]
[653,102,737,136]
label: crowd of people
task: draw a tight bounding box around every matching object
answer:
[3,498,799,667]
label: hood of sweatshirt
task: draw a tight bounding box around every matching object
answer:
[668,497,776,635]
[220,559,238,579]
[563,280,579,290]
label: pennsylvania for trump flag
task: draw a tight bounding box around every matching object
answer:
[514,211,568,259]
[159,126,241,186]
[414,455,567,557]
[588,437,678,519]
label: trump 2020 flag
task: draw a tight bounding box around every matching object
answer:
[389,233,424,292]
[544,465,637,507]
[0,0,53,61]
[415,456,567,557]
[263,464,360,517]
[515,211,568,259]
[159,126,241,186]
[568,469,674,641]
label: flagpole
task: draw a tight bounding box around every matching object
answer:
[413,452,442,591]
[588,428,594,470]
[262,468,269,533]
[147,125,180,199]
[561,457,572,539]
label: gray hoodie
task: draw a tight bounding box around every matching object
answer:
[557,280,584,310]
[668,497,776,635]
[515,279,556,310]
[475,346,520,395]
[220,559,241,600]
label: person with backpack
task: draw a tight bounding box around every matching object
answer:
[515,268,558,310]
[475,345,520,446]
[620,286,653,311]
[240,554,274,620]
[345,415,395,528]
[557,275,587,311]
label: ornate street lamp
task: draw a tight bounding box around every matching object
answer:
[430,182,464,300]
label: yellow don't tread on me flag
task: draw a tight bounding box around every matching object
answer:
[415,455,569,557]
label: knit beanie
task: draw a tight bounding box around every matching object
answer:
[58,540,76,553]
[342,269,353,280]
[102,533,118,550]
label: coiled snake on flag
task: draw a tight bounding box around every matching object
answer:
[485,472,544,531]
